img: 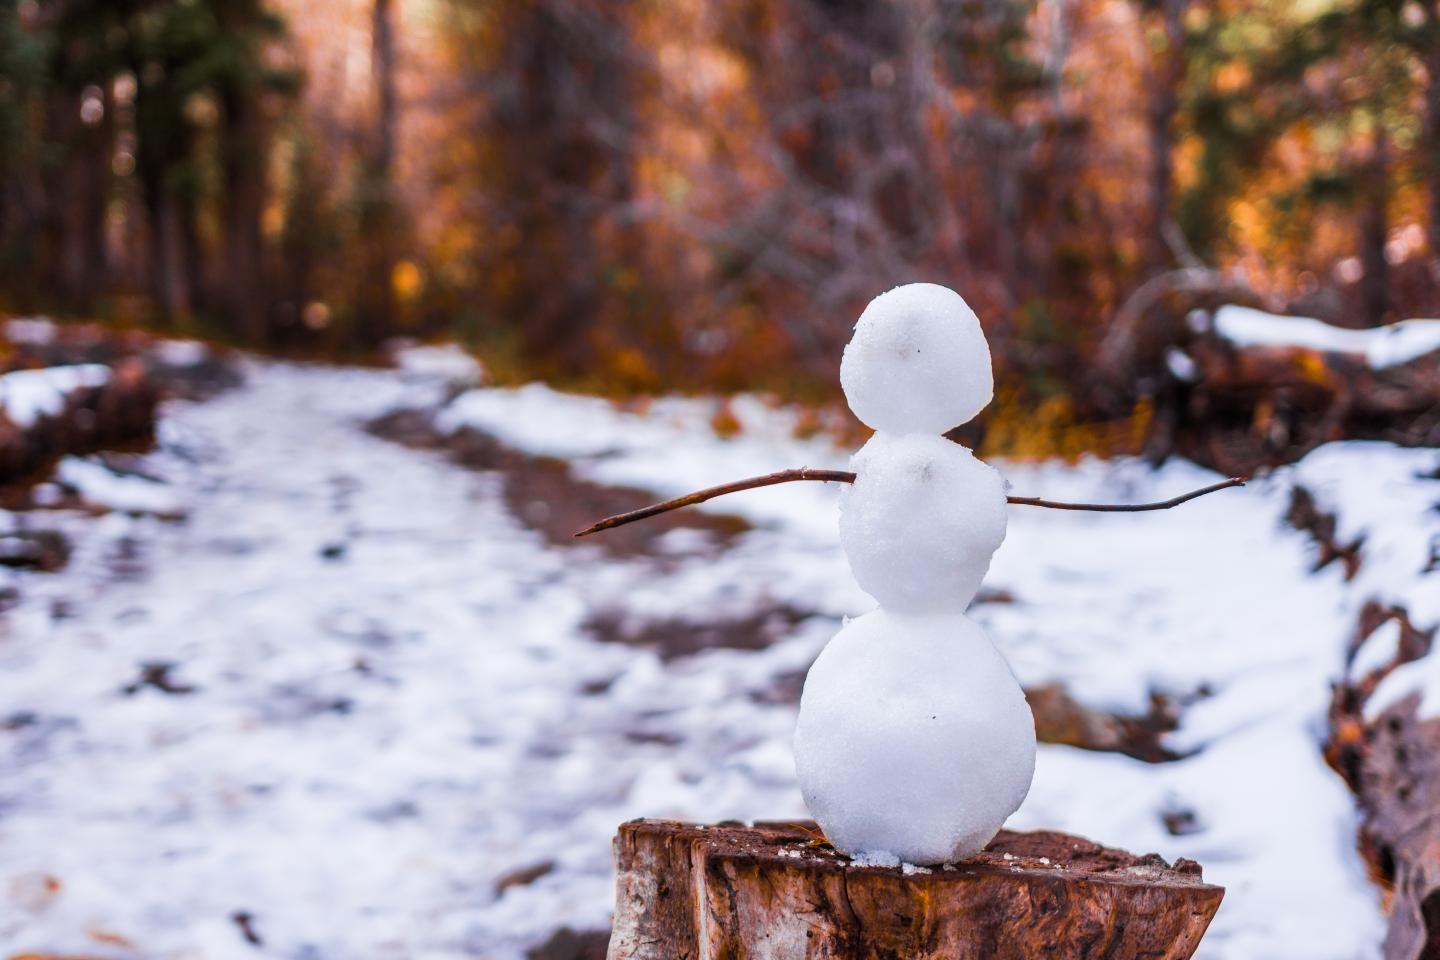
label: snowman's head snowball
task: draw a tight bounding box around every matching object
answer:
[840,283,993,435]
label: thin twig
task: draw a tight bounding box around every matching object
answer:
[574,471,1247,538]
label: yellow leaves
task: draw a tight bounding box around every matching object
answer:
[391,259,424,303]
[1213,62,1251,96]
[709,400,742,440]
[980,389,1151,463]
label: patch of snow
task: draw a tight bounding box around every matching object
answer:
[4,316,57,345]
[153,339,211,367]
[851,850,901,868]
[1366,657,1440,721]
[1166,347,1198,382]
[1350,619,1401,679]
[390,342,484,388]
[1214,304,1440,369]
[57,457,184,517]
[0,364,110,428]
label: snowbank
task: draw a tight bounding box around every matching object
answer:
[1213,304,1440,369]
[0,364,111,428]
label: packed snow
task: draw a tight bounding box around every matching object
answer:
[811,283,1032,863]
[794,610,1035,864]
[3,316,59,345]
[0,364,110,427]
[839,283,993,433]
[56,457,186,518]
[1,351,1431,959]
[839,432,1008,613]
[389,341,485,389]
[1213,304,1440,369]
[1293,442,1440,722]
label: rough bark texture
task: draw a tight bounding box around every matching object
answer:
[1326,601,1440,960]
[609,819,1223,960]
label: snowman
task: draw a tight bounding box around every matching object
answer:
[792,282,1036,866]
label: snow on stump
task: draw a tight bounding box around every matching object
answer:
[608,819,1223,960]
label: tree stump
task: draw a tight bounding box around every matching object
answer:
[609,819,1223,960]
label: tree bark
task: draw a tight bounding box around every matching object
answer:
[219,81,270,345]
[1423,1,1440,259]
[1144,0,1188,276]
[1326,602,1440,960]
[1359,124,1391,327]
[354,0,399,345]
[609,819,1223,960]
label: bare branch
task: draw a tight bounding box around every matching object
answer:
[1005,476,1247,511]
[574,472,1247,538]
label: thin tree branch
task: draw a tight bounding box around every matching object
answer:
[1005,476,1246,511]
[574,471,1247,537]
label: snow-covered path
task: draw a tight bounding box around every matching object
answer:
[2,358,1427,959]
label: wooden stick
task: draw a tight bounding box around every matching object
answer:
[574,471,1246,538]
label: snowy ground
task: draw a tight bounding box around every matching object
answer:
[2,356,1435,959]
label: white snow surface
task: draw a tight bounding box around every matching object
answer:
[3,358,1432,959]
[389,341,485,388]
[0,363,110,428]
[840,283,994,434]
[839,432,1008,612]
[794,610,1035,864]
[3,316,59,345]
[1293,442,1440,723]
[1214,304,1440,369]
[57,457,186,517]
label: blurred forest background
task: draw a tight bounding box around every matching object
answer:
[2,0,1438,455]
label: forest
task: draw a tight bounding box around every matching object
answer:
[5,0,1439,403]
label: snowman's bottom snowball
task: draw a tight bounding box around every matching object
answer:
[793,609,1036,865]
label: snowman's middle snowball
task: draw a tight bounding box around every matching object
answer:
[839,432,1008,613]
[793,608,1036,865]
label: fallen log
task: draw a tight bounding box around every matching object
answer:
[608,819,1223,959]
[1098,298,1440,474]
[0,358,159,486]
[1327,602,1440,960]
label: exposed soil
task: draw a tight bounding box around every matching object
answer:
[583,603,818,662]
[1026,684,1186,764]
[368,409,751,557]
[526,928,610,960]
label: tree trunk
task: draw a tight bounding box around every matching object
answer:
[1144,0,1187,276]
[1424,1,1440,259]
[219,85,269,345]
[1359,124,1391,327]
[134,86,190,325]
[355,0,399,345]
[609,819,1224,960]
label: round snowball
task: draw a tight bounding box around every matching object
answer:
[839,432,1007,613]
[793,609,1036,864]
[840,283,994,434]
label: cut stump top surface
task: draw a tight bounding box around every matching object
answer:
[609,818,1224,960]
